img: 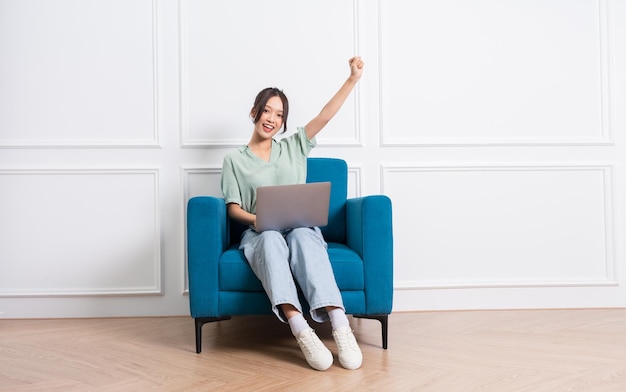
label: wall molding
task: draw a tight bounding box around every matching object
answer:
[178,0,363,148]
[0,167,162,297]
[0,0,161,149]
[378,0,614,147]
[181,166,222,200]
[383,162,617,290]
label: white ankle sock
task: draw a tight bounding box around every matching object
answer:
[288,313,310,337]
[328,308,350,330]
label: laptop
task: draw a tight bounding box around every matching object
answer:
[254,182,331,232]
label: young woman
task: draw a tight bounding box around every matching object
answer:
[221,57,364,371]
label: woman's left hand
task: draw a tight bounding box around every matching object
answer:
[349,56,364,81]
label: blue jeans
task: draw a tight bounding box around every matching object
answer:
[239,227,344,323]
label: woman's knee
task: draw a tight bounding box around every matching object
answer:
[288,227,326,248]
[257,230,285,243]
[255,230,290,253]
[241,229,288,258]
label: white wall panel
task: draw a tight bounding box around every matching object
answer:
[0,0,158,147]
[0,169,161,296]
[180,0,361,147]
[380,0,612,146]
[384,164,615,289]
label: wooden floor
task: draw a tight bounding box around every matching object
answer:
[1,309,626,391]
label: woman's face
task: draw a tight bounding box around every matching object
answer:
[252,95,284,140]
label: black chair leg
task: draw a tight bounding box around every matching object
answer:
[353,314,389,349]
[194,316,231,353]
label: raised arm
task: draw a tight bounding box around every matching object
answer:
[304,56,364,141]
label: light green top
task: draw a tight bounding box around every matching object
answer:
[221,127,316,214]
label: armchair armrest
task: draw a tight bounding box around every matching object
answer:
[187,196,228,318]
[346,195,394,314]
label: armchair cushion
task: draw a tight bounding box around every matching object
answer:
[218,242,365,292]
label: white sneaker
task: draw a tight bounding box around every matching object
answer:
[332,327,363,370]
[295,328,333,371]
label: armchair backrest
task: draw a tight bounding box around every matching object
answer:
[228,157,348,245]
[306,158,347,243]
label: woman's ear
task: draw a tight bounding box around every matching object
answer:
[249,109,256,122]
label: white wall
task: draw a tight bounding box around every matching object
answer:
[1,0,625,318]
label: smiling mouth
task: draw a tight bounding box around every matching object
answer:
[262,124,275,132]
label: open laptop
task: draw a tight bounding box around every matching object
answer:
[254,182,331,232]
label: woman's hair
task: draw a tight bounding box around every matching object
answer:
[251,87,289,134]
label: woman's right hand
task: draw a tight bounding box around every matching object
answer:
[227,203,257,228]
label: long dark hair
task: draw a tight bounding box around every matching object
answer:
[251,87,289,134]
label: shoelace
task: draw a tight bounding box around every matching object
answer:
[299,331,323,354]
[334,329,358,351]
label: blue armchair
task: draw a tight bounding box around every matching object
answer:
[187,157,393,353]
